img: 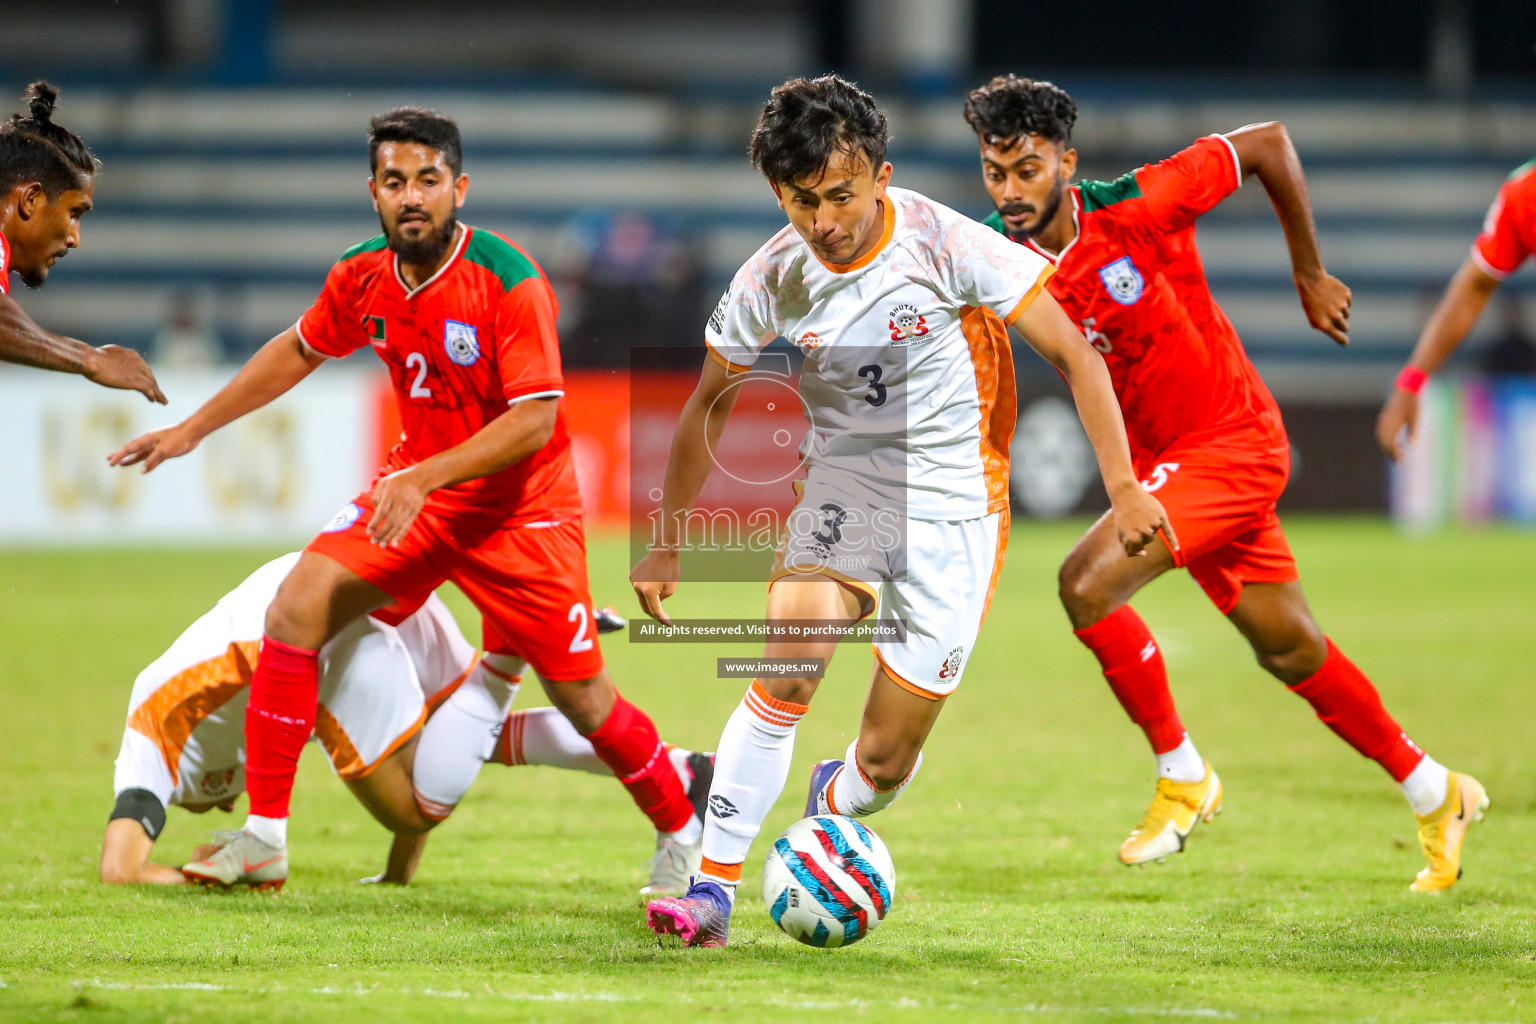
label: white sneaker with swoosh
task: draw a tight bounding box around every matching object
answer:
[182,829,288,891]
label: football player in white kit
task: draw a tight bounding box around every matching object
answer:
[102,554,712,890]
[635,75,1171,946]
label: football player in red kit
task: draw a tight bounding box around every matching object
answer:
[0,81,164,402]
[110,107,701,890]
[1377,158,1536,458]
[964,75,1485,892]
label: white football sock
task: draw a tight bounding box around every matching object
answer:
[244,814,286,848]
[1156,734,1205,783]
[499,707,609,775]
[663,816,703,846]
[822,739,922,817]
[1400,754,1450,816]
[700,681,807,889]
[411,655,521,820]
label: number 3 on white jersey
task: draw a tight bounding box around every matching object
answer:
[568,602,595,653]
[405,352,432,399]
[1140,462,1180,493]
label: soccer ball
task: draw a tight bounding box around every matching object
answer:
[761,815,895,947]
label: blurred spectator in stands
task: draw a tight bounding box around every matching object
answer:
[1477,293,1536,377]
[558,211,705,368]
[151,292,220,369]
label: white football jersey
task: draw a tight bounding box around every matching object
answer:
[114,554,476,808]
[706,186,1054,521]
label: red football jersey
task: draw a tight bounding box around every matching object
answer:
[0,229,11,295]
[1472,158,1536,280]
[985,136,1285,463]
[298,225,582,524]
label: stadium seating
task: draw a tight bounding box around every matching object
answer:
[15,87,1536,387]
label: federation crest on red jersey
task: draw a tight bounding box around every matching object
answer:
[1097,256,1144,305]
[444,319,481,366]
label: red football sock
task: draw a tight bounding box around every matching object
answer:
[244,636,320,818]
[1074,605,1186,755]
[585,694,693,833]
[1287,638,1424,782]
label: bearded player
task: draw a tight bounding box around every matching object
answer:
[1377,158,1536,459]
[103,553,710,891]
[964,75,1486,892]
[634,75,1169,946]
[109,107,702,891]
[0,81,164,402]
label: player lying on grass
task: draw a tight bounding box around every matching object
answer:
[0,81,163,403]
[632,74,1169,947]
[1377,157,1536,459]
[964,75,1486,891]
[109,106,703,893]
[102,553,712,891]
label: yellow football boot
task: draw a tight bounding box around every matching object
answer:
[1118,761,1223,865]
[1410,771,1489,893]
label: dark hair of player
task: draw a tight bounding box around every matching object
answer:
[749,74,889,185]
[0,81,98,199]
[963,75,1078,147]
[368,106,463,177]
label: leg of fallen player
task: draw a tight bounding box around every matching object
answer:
[180,552,392,890]
[643,575,864,947]
[1058,512,1222,865]
[1226,580,1488,892]
[342,735,436,884]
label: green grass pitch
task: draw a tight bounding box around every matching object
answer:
[0,518,1533,1023]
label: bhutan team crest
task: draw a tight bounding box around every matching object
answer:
[936,645,966,683]
[888,303,930,345]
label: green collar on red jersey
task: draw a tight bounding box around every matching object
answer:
[1078,171,1142,212]
[462,229,542,292]
[338,234,388,263]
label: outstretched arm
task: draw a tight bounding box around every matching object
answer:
[108,325,323,472]
[1010,292,1176,556]
[1227,121,1352,347]
[0,292,166,403]
[100,818,186,885]
[628,354,741,622]
[1376,257,1502,460]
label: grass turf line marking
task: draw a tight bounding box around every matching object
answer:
[81,980,634,1003]
[74,980,1243,1018]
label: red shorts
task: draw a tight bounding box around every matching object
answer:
[307,495,604,681]
[1138,439,1298,614]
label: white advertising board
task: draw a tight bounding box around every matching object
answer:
[0,369,382,544]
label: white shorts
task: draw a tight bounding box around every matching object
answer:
[770,479,1009,699]
[113,596,469,810]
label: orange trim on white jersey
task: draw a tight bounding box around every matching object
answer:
[315,701,428,781]
[1004,263,1056,325]
[126,640,258,784]
[766,478,880,617]
[704,334,754,373]
[814,196,896,275]
[958,305,1019,516]
[873,645,943,702]
[979,507,1012,626]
